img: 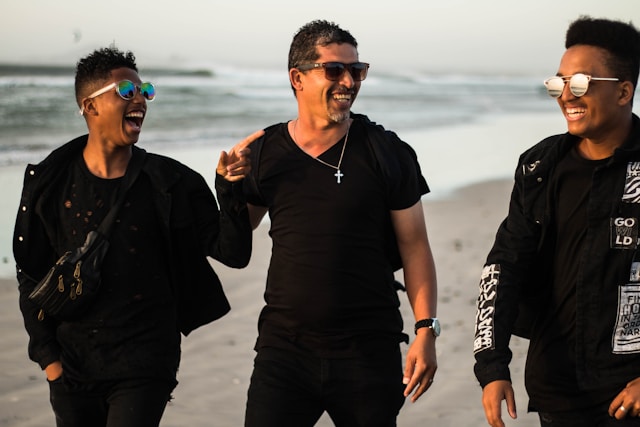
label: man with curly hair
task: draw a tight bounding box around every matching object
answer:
[13,46,258,427]
[474,16,640,427]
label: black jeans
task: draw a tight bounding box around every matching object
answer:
[244,346,406,427]
[538,403,640,427]
[48,377,175,427]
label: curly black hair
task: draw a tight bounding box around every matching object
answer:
[566,16,640,88]
[74,46,137,106]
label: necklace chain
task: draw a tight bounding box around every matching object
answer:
[292,119,349,183]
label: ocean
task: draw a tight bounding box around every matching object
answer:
[0,63,557,167]
[0,63,572,278]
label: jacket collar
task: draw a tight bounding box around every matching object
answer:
[612,113,640,161]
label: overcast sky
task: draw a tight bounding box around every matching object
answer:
[1,0,638,75]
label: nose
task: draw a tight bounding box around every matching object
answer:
[132,87,147,104]
[558,81,575,101]
[339,68,356,88]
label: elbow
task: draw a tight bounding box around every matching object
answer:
[224,253,251,269]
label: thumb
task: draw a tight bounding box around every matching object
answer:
[403,355,415,385]
[505,387,518,420]
[217,150,229,175]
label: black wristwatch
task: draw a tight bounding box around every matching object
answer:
[414,318,440,337]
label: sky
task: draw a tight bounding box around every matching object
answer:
[1,0,639,76]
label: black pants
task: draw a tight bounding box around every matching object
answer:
[48,377,175,427]
[538,402,640,427]
[244,346,406,427]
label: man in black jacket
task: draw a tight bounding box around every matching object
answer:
[13,46,260,427]
[474,17,640,427]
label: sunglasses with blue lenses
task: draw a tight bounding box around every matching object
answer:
[87,80,156,101]
[296,62,370,82]
[80,80,155,115]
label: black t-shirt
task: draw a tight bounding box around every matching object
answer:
[526,146,614,411]
[247,120,422,357]
[51,155,180,385]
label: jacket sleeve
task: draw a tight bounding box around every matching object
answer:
[13,164,62,370]
[212,174,252,268]
[174,166,252,268]
[17,269,62,370]
[473,158,544,388]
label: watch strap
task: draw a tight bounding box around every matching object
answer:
[415,318,434,334]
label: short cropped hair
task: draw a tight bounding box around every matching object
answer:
[288,20,358,70]
[566,16,640,88]
[287,20,358,95]
[74,46,137,106]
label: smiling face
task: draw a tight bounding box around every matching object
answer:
[83,67,148,148]
[293,43,361,125]
[555,45,628,144]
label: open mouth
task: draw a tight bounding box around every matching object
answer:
[125,111,144,129]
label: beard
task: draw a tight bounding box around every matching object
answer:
[328,110,350,123]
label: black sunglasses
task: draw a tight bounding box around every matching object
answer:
[296,62,370,82]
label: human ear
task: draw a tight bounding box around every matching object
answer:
[289,68,304,92]
[81,98,99,116]
[618,81,635,106]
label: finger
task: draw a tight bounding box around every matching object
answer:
[615,404,629,420]
[404,365,433,402]
[227,157,250,170]
[403,358,424,398]
[235,147,251,159]
[402,358,415,389]
[504,387,517,420]
[410,375,434,402]
[484,399,506,427]
[236,129,265,151]
[609,396,624,417]
[217,151,229,175]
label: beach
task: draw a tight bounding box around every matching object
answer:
[0,113,559,426]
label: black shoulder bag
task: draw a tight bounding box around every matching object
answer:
[29,151,145,320]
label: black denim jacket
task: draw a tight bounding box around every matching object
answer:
[474,114,640,391]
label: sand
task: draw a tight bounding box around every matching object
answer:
[0,177,540,427]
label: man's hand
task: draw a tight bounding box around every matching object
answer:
[45,361,63,381]
[482,380,516,427]
[609,377,640,419]
[403,331,437,402]
[217,129,264,182]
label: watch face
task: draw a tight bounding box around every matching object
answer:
[432,318,441,337]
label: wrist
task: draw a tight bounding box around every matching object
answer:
[414,318,440,337]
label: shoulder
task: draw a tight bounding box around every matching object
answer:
[352,113,429,194]
[36,134,87,170]
[351,113,413,156]
[23,135,88,194]
[517,133,571,167]
[258,122,288,145]
[250,122,289,160]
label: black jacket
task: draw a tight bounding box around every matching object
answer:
[13,135,252,369]
[474,114,640,391]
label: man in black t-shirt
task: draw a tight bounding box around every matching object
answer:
[473,17,640,427]
[234,20,439,427]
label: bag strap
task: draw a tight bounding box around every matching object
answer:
[96,148,146,237]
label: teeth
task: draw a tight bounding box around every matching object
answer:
[126,111,144,118]
[566,107,585,115]
[334,94,351,101]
